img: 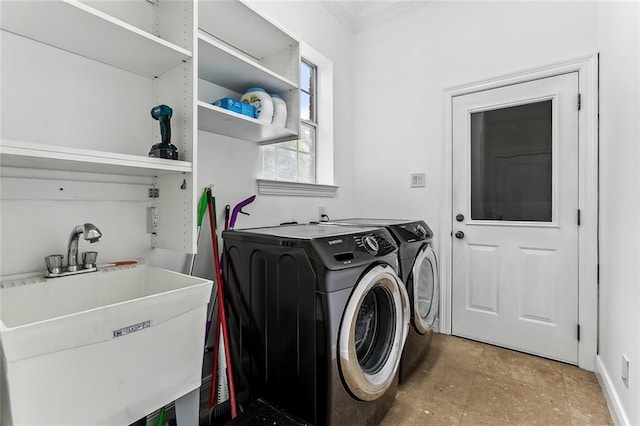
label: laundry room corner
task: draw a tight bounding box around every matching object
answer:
[595,2,640,425]
[2,0,639,424]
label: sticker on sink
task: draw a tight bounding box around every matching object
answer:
[112,320,152,338]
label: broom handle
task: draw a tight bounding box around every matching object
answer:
[208,188,238,418]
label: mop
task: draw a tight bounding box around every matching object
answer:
[207,187,238,418]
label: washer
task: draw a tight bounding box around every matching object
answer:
[323,219,439,382]
[222,224,409,425]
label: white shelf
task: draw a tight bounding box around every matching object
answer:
[0,140,192,176]
[0,0,192,78]
[199,1,297,63]
[198,32,297,94]
[198,101,297,144]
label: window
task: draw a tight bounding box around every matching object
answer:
[258,42,337,197]
[262,60,317,183]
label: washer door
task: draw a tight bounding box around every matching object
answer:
[409,244,439,334]
[339,264,409,401]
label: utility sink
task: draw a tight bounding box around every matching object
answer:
[0,264,212,425]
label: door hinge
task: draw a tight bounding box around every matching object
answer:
[577,209,581,226]
[577,324,581,341]
[577,93,582,111]
[149,188,159,198]
[597,264,600,283]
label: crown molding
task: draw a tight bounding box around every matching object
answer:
[320,0,431,33]
[320,0,358,32]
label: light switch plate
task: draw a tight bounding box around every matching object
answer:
[410,173,426,188]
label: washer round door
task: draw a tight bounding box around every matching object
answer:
[338,264,409,401]
[409,244,439,334]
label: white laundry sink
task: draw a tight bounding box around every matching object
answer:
[0,264,212,425]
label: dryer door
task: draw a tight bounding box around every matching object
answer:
[338,264,409,401]
[410,245,439,334]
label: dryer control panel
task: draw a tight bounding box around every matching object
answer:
[390,220,433,244]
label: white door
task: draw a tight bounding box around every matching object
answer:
[452,73,579,363]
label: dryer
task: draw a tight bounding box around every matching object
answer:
[324,219,439,382]
[222,224,409,425]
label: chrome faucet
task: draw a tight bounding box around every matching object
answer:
[67,223,102,271]
[45,223,102,277]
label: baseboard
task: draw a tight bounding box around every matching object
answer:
[433,318,441,334]
[595,355,631,426]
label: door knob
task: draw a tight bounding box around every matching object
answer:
[455,231,465,239]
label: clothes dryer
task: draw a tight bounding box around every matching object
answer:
[222,224,409,425]
[324,219,439,382]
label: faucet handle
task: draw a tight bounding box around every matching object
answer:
[82,251,98,269]
[45,254,64,274]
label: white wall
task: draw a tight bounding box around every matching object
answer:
[351,1,599,248]
[597,2,640,424]
[0,30,156,276]
[190,1,356,280]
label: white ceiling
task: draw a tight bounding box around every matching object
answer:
[319,0,432,33]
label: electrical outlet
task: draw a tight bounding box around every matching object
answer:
[147,206,158,233]
[622,354,629,387]
[319,205,327,222]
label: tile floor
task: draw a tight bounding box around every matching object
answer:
[382,334,613,426]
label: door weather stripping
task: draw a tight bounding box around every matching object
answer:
[577,93,582,111]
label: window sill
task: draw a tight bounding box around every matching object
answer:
[256,179,338,197]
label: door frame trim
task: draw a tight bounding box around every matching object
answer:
[440,54,599,370]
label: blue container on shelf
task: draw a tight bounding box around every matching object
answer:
[213,97,242,114]
[240,102,256,118]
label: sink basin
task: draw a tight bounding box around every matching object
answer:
[0,264,212,425]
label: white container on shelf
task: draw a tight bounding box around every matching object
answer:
[270,93,288,127]
[241,87,274,124]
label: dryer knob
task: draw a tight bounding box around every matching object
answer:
[416,224,427,239]
[362,235,379,255]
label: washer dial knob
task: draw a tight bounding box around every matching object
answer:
[362,235,379,255]
[415,224,427,239]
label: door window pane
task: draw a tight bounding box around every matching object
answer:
[471,100,552,222]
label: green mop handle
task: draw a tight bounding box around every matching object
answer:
[187,188,210,276]
[197,188,208,228]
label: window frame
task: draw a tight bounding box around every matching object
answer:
[258,41,337,197]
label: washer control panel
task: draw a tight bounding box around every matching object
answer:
[313,228,398,268]
[362,235,379,254]
[354,232,395,256]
